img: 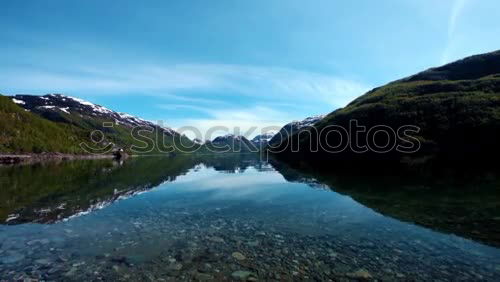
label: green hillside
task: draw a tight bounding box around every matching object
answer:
[0,94,196,154]
[0,95,87,153]
[271,50,500,165]
[44,110,196,155]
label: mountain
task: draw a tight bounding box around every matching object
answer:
[267,115,324,147]
[0,95,87,153]
[270,50,500,165]
[251,132,276,147]
[1,94,195,154]
[204,134,257,153]
[11,94,177,131]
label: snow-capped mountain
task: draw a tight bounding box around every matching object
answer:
[10,94,176,134]
[208,134,257,152]
[251,132,276,147]
[212,134,245,144]
[6,94,194,153]
[268,115,324,146]
[296,115,325,128]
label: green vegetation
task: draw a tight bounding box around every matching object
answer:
[0,96,87,153]
[44,107,197,154]
[0,94,196,154]
[272,50,500,164]
[0,156,197,223]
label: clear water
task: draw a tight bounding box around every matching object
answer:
[1,155,500,281]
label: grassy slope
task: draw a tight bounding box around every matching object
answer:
[0,96,87,153]
[49,110,197,154]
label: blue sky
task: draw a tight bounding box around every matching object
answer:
[1,0,499,139]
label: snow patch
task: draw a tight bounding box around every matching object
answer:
[291,115,324,129]
[62,95,113,115]
[12,98,25,105]
[39,105,56,109]
[60,107,70,114]
[6,214,19,222]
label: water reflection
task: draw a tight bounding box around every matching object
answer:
[270,160,500,248]
[0,154,499,280]
[0,156,195,224]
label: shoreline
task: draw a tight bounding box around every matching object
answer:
[0,153,115,165]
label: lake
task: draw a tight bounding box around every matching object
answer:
[1,154,500,281]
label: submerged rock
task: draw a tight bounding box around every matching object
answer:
[232,252,246,261]
[35,258,52,266]
[167,263,183,271]
[209,236,225,243]
[347,269,373,280]
[247,240,259,247]
[195,272,213,280]
[63,266,78,277]
[231,270,255,280]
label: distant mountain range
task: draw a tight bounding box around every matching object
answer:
[200,118,326,153]
[0,94,194,154]
[205,134,257,153]
[270,50,500,165]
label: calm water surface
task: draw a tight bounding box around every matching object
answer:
[1,155,500,281]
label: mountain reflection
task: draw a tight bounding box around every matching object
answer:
[1,154,500,248]
[269,159,500,248]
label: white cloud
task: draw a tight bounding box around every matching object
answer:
[441,0,468,64]
[448,0,467,39]
[1,63,370,108]
[158,103,214,113]
[1,60,371,139]
[169,106,293,140]
[172,168,289,199]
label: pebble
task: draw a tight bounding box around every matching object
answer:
[209,236,225,243]
[247,240,259,247]
[348,269,373,280]
[232,252,246,261]
[35,258,52,266]
[63,267,78,277]
[167,263,183,271]
[231,270,255,280]
[195,272,213,280]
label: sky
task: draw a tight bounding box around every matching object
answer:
[1,0,499,139]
